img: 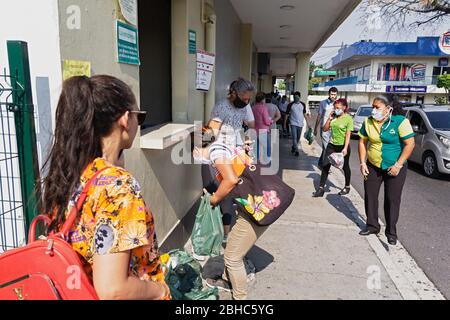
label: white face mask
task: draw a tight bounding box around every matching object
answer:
[334,109,344,116]
[372,108,386,121]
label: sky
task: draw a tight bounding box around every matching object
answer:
[311,1,450,66]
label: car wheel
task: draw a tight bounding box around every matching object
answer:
[422,152,440,178]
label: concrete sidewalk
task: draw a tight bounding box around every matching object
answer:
[187,137,445,300]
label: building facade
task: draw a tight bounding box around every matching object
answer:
[0,0,361,251]
[314,36,450,108]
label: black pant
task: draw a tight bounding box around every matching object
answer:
[364,162,408,239]
[319,144,351,188]
[201,164,234,226]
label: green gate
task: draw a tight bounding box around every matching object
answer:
[0,41,40,252]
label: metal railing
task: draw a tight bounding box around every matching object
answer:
[0,70,26,253]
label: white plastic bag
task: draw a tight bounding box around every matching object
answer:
[328,152,345,170]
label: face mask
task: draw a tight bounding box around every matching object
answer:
[372,108,386,121]
[233,95,248,109]
[294,96,300,103]
[334,109,344,116]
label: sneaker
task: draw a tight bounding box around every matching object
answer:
[295,151,300,157]
[206,278,232,292]
[222,235,228,244]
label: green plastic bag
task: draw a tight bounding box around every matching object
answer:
[164,249,219,300]
[304,127,314,145]
[191,193,224,257]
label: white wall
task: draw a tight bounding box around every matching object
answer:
[0,0,63,167]
[0,0,62,251]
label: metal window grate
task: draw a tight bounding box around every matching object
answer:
[0,70,26,253]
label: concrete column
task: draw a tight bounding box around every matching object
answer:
[240,24,253,80]
[204,1,216,123]
[261,73,273,93]
[295,52,312,112]
[171,0,189,123]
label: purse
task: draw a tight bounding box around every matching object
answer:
[0,166,110,300]
[229,153,295,226]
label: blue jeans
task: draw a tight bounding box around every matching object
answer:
[291,125,303,153]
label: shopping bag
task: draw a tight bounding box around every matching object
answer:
[304,127,314,145]
[164,249,219,300]
[328,152,345,170]
[191,193,224,257]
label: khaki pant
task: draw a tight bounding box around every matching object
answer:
[223,213,268,300]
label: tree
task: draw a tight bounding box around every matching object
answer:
[437,74,450,103]
[361,0,450,30]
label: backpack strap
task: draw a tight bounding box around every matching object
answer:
[58,166,111,238]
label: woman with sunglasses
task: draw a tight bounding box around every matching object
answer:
[40,75,170,300]
[358,96,415,245]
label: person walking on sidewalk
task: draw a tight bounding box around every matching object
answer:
[252,92,273,164]
[313,98,354,197]
[314,87,339,168]
[284,91,310,157]
[264,93,282,159]
[40,75,170,300]
[358,96,415,246]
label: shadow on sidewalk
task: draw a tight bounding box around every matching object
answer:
[326,194,366,231]
[201,245,274,280]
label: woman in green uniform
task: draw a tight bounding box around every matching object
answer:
[358,96,415,245]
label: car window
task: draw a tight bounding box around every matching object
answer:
[409,111,427,132]
[425,111,450,131]
[357,107,372,117]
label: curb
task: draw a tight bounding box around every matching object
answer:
[303,139,445,300]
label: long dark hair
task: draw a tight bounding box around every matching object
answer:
[41,75,136,231]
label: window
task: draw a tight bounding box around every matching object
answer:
[363,65,371,82]
[432,66,450,84]
[377,63,426,82]
[358,107,373,117]
[425,112,450,131]
[409,111,427,133]
[139,0,172,128]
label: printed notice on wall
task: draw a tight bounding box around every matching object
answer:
[196,50,215,91]
[116,0,138,26]
[117,20,140,65]
[62,60,91,80]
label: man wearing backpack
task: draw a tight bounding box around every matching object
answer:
[284,92,311,157]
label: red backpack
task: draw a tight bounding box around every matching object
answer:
[0,167,109,300]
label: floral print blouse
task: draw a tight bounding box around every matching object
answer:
[63,158,167,289]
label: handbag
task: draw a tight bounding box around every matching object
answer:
[0,166,110,300]
[230,154,295,226]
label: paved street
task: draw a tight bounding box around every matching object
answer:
[310,110,450,298]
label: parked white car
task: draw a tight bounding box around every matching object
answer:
[352,105,373,135]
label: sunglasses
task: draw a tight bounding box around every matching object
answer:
[129,110,147,126]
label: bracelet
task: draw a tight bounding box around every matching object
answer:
[394,162,403,169]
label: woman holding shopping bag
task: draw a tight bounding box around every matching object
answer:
[313,98,354,198]
[192,125,294,300]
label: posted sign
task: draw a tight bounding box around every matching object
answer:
[62,60,91,80]
[196,50,215,91]
[117,20,140,65]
